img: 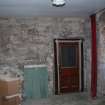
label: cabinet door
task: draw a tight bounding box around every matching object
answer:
[24,68,33,99]
[24,66,48,99]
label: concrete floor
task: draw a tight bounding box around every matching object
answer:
[22,93,105,105]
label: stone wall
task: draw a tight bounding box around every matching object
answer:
[96,10,105,96]
[0,17,91,96]
[83,19,91,94]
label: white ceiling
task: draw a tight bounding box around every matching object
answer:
[0,0,105,17]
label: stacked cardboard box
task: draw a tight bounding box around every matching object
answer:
[0,78,21,105]
[2,94,20,105]
[0,79,20,96]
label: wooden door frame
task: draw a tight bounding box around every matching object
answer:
[54,39,84,94]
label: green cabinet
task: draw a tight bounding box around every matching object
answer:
[24,65,48,99]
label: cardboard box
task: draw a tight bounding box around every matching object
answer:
[2,95,20,105]
[0,79,20,96]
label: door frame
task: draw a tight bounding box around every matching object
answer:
[54,39,84,94]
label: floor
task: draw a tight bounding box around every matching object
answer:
[22,93,105,105]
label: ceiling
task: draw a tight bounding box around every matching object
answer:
[0,0,105,17]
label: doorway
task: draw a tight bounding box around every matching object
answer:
[54,39,83,94]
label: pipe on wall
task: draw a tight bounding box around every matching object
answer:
[90,14,97,98]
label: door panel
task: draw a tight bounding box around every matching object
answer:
[56,41,81,93]
[60,46,77,67]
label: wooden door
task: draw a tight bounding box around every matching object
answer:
[54,39,83,94]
